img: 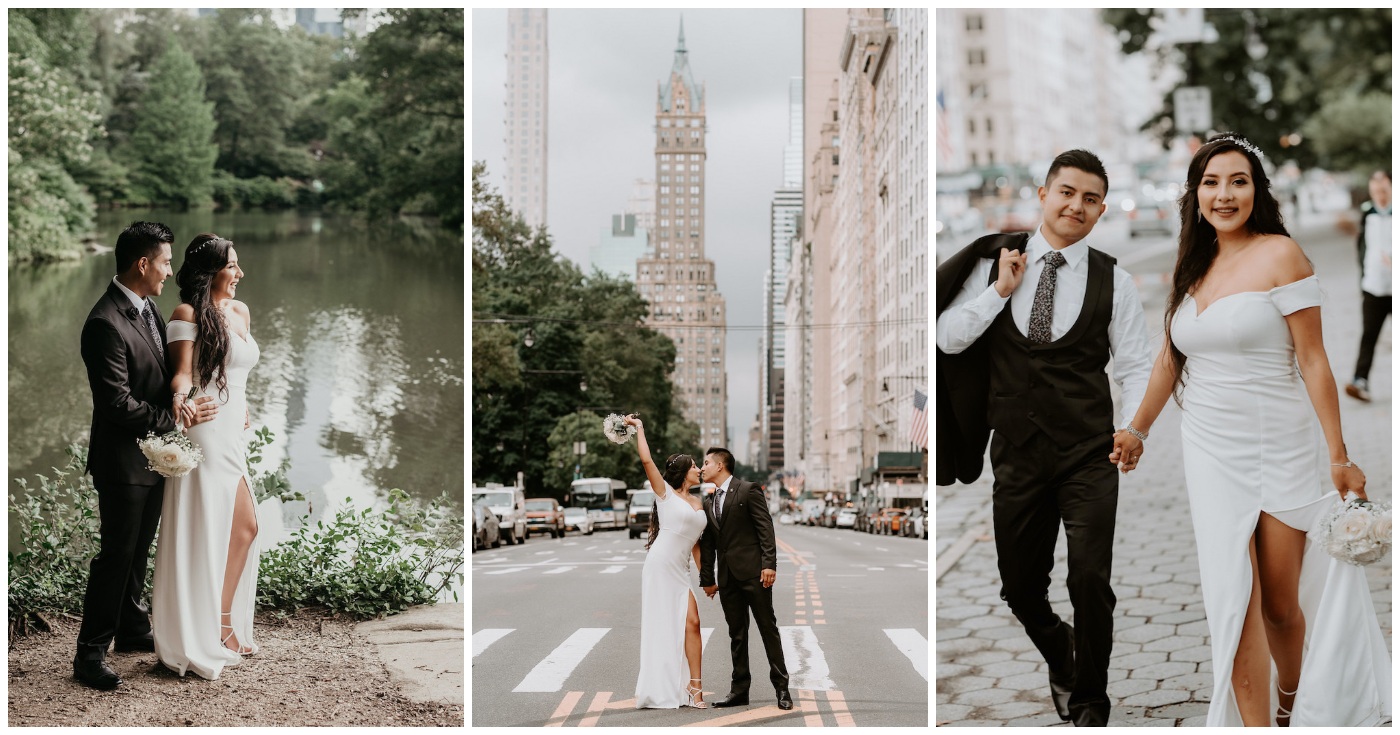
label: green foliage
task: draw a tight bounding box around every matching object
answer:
[8,445,105,625]
[210,170,304,210]
[1301,92,1392,175]
[1102,8,1392,170]
[9,153,97,262]
[473,164,689,497]
[125,39,218,208]
[256,489,464,617]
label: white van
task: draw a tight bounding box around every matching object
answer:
[472,486,529,545]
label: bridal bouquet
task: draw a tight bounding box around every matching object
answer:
[138,430,204,478]
[1316,494,1392,566]
[602,414,637,445]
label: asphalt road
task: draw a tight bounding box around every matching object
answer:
[472,522,930,727]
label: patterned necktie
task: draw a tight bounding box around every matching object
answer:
[1027,251,1067,344]
[715,486,727,523]
[142,302,164,361]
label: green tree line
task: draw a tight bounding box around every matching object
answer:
[9,8,464,263]
[473,163,704,499]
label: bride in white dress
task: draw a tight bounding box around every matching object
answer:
[1117,134,1390,726]
[623,415,711,709]
[152,234,262,679]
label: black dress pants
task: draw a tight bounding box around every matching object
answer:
[718,572,790,695]
[1352,290,1391,382]
[75,478,164,661]
[990,430,1117,722]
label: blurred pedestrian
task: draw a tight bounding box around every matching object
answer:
[935,149,1153,727]
[1345,170,1391,402]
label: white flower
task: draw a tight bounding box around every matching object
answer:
[602,414,637,445]
[1369,512,1391,545]
[1334,507,1373,544]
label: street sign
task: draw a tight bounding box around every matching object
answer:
[1157,8,1206,44]
[1174,86,1211,134]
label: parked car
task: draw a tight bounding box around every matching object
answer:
[779,512,794,525]
[835,508,857,529]
[525,497,566,539]
[473,502,501,551]
[1128,198,1177,237]
[877,508,908,535]
[563,506,594,536]
[472,486,528,545]
[902,508,926,539]
[628,494,654,539]
[821,506,839,528]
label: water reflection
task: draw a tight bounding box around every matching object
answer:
[8,211,464,539]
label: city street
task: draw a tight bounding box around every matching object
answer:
[935,208,1393,726]
[473,523,929,726]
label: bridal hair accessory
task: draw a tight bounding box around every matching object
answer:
[1315,492,1391,566]
[138,430,204,478]
[602,413,638,444]
[1216,135,1264,162]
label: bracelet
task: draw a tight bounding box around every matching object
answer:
[1122,424,1148,443]
[1331,460,1359,469]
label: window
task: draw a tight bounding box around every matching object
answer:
[661,119,671,127]
[690,186,699,194]
[968,119,976,135]
[691,130,700,138]
[661,164,670,172]
[691,164,700,172]
[662,154,671,161]
[968,49,985,66]
[970,82,987,100]
[661,186,670,194]
[690,208,699,216]
[690,154,700,161]
[660,176,670,183]
[966,14,982,31]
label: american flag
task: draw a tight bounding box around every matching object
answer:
[910,389,928,450]
[936,89,953,166]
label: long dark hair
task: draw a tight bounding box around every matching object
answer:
[1164,133,1290,399]
[175,233,236,400]
[645,453,694,550]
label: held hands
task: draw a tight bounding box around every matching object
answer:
[760,568,776,588]
[1109,430,1144,474]
[1331,463,1367,502]
[995,247,1029,298]
[703,584,718,599]
[179,395,218,428]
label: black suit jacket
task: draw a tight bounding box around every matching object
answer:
[81,282,178,485]
[935,232,1031,486]
[699,478,778,587]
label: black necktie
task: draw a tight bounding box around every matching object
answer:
[142,303,164,361]
[1027,250,1067,344]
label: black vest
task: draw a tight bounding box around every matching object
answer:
[987,247,1116,447]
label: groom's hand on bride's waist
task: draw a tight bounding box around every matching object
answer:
[187,395,219,427]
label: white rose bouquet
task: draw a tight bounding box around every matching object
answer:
[602,413,638,445]
[137,430,204,478]
[1316,493,1392,566]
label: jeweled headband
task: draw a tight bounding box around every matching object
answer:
[1215,135,1264,162]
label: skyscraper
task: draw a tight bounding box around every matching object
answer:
[760,78,803,474]
[589,214,649,281]
[636,18,728,449]
[505,9,548,230]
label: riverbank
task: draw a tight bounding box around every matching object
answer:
[7,609,463,726]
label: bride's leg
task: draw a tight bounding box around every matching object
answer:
[219,478,259,652]
[685,591,704,704]
[1255,512,1306,726]
[1232,528,1271,726]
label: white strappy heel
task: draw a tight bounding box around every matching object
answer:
[685,678,710,709]
[220,611,253,655]
[1276,682,1297,726]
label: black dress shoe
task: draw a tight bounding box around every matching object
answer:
[113,635,155,652]
[73,658,121,690]
[1072,705,1109,727]
[777,689,793,710]
[712,692,749,708]
[1048,670,1074,721]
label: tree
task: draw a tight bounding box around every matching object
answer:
[1102,9,1391,171]
[124,39,218,208]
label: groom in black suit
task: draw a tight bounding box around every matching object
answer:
[698,447,792,711]
[74,222,217,690]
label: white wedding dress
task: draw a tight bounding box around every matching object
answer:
[152,314,262,679]
[1173,276,1391,726]
[635,487,708,708]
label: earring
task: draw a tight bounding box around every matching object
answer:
[1197,208,1203,223]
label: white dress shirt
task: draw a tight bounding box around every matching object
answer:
[112,275,148,313]
[715,475,734,517]
[936,227,1154,426]
[1362,206,1391,297]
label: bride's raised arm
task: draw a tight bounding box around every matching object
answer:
[625,415,667,499]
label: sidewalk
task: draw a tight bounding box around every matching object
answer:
[357,602,464,706]
[934,215,1392,726]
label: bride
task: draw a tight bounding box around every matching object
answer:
[1116,134,1390,726]
[624,415,712,709]
[152,234,262,679]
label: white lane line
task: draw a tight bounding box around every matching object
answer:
[883,628,928,681]
[583,546,597,551]
[779,625,835,691]
[701,627,714,651]
[473,628,513,658]
[543,566,576,575]
[485,567,527,575]
[867,567,885,571]
[513,628,612,692]
[600,565,626,574]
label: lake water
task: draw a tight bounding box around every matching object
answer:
[8,210,465,537]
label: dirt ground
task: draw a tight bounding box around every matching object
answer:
[7,611,464,726]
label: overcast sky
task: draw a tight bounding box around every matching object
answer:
[470,9,803,463]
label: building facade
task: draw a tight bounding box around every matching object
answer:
[505,9,548,230]
[589,214,649,281]
[636,19,728,449]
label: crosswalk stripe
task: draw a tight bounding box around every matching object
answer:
[883,628,928,681]
[600,565,626,574]
[780,626,835,691]
[473,628,513,658]
[700,627,714,651]
[543,566,576,575]
[513,628,611,692]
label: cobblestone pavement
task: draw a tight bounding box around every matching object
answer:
[935,213,1393,726]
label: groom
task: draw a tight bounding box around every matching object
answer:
[74,221,218,690]
[698,447,792,711]
[935,150,1153,726]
